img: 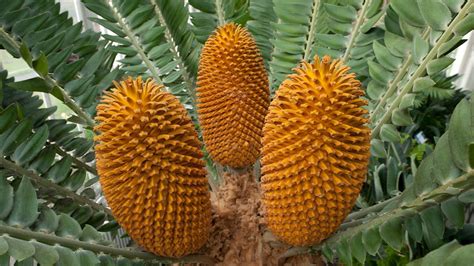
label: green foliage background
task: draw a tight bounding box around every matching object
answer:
[0,0,473,265]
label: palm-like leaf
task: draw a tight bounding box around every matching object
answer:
[0,0,473,264]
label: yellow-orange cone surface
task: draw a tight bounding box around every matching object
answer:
[95,77,211,257]
[261,56,371,246]
[197,23,270,168]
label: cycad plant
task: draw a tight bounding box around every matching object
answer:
[0,0,473,265]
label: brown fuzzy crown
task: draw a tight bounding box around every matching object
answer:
[197,23,270,168]
[261,56,371,246]
[95,77,211,257]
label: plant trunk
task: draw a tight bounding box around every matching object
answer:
[203,169,324,265]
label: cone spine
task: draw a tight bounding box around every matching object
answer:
[261,56,371,246]
[197,23,270,168]
[95,77,211,257]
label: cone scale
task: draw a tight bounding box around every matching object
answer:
[261,56,371,246]
[197,23,270,168]
[95,77,211,257]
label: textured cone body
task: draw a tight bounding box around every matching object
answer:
[197,23,270,168]
[261,56,371,246]
[95,77,211,257]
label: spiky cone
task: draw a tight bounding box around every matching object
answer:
[95,77,211,257]
[261,56,371,246]
[197,22,270,168]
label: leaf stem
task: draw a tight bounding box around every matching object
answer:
[104,0,164,86]
[372,1,472,137]
[0,28,95,128]
[0,224,215,264]
[303,0,321,61]
[370,56,412,121]
[215,0,225,26]
[288,170,474,256]
[53,144,97,176]
[0,157,111,216]
[152,2,198,110]
[44,76,96,128]
[0,27,20,50]
[339,215,373,230]
[343,194,401,222]
[370,29,430,123]
[278,247,311,264]
[342,0,371,62]
[322,170,474,248]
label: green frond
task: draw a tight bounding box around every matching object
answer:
[0,70,112,232]
[408,240,474,266]
[82,0,206,111]
[189,0,250,43]
[0,176,194,264]
[0,0,472,264]
[312,96,474,263]
[371,0,471,138]
[269,0,323,91]
[247,0,277,69]
[0,0,121,127]
[152,0,202,108]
